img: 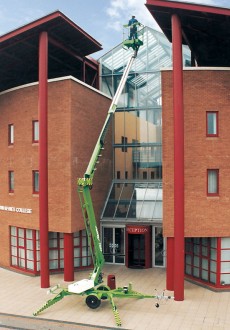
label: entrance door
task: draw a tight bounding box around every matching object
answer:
[103,227,125,264]
[128,234,145,268]
[153,227,165,267]
[126,225,151,268]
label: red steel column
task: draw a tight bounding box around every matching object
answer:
[172,14,184,301]
[39,31,50,288]
[64,233,74,281]
[166,237,174,291]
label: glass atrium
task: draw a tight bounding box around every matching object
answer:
[98,27,190,267]
[99,27,190,224]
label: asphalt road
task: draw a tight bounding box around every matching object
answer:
[0,313,125,330]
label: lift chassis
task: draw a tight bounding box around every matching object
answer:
[34,34,172,327]
[33,282,171,327]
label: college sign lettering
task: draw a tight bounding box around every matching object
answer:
[0,205,32,214]
[126,225,150,234]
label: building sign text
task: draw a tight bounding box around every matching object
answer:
[0,205,32,214]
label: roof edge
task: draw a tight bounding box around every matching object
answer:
[161,67,230,71]
[0,10,102,48]
[146,0,230,16]
[0,76,112,100]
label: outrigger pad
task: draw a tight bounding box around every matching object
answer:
[123,38,143,51]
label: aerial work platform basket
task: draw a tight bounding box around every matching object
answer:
[123,20,144,55]
[123,38,143,51]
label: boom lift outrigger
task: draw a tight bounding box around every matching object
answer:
[33,31,172,327]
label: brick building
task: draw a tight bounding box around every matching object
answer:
[1,1,230,302]
[162,68,230,289]
[146,0,230,298]
[0,11,112,287]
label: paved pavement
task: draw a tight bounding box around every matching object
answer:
[0,265,230,329]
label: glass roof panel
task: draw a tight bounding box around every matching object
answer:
[100,27,189,73]
[102,181,162,221]
[99,26,190,108]
[114,183,135,218]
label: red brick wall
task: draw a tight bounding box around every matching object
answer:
[0,85,39,266]
[162,69,230,237]
[70,80,112,232]
[0,78,112,267]
[46,80,72,233]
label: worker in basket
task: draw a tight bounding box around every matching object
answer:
[128,15,140,40]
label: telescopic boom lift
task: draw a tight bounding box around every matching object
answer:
[33,27,172,327]
[75,43,140,290]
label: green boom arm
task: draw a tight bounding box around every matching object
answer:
[77,52,137,286]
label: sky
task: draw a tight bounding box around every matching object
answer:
[1,0,229,58]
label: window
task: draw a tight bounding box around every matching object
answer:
[185,238,217,285]
[220,238,230,285]
[121,136,128,152]
[33,170,39,194]
[32,120,39,143]
[207,169,219,196]
[125,171,128,186]
[49,232,64,270]
[74,230,92,268]
[8,124,14,145]
[10,227,40,274]
[48,231,92,271]
[207,112,218,136]
[116,171,121,187]
[185,237,230,288]
[9,171,14,193]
